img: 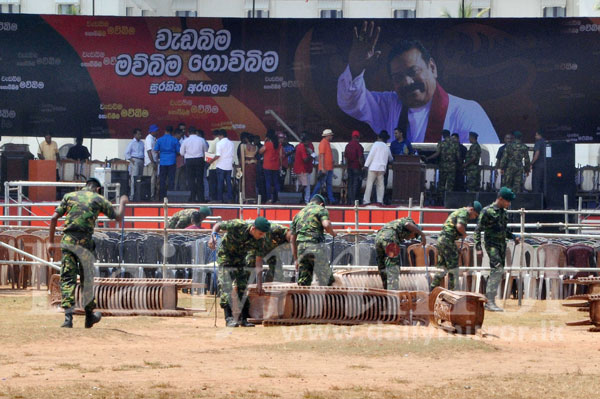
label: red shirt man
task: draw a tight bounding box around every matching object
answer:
[345,130,364,171]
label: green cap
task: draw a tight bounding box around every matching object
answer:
[198,206,212,217]
[513,130,522,139]
[473,201,483,213]
[311,194,327,205]
[254,216,271,233]
[499,187,516,201]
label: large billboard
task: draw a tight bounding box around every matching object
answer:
[0,14,599,143]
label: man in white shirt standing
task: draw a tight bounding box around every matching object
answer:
[180,127,209,202]
[208,129,234,203]
[124,128,145,200]
[337,22,498,144]
[363,131,393,206]
[144,124,160,201]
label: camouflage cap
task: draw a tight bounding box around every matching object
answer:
[473,200,482,213]
[499,187,516,201]
[512,130,522,139]
[198,206,212,217]
[254,216,271,233]
[311,194,327,205]
[86,177,102,187]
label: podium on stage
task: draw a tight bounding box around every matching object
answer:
[391,155,424,203]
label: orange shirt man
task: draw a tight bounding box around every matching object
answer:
[311,129,336,204]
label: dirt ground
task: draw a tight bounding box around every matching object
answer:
[1,288,599,399]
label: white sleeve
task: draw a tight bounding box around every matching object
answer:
[124,141,133,160]
[337,65,395,135]
[450,98,499,144]
[179,140,187,157]
[364,145,375,169]
[215,140,222,157]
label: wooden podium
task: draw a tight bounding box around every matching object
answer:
[28,160,56,202]
[391,155,424,203]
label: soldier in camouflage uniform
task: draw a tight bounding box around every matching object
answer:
[375,218,426,290]
[168,206,212,229]
[209,217,270,327]
[463,132,481,192]
[474,187,520,312]
[291,194,336,286]
[247,223,291,283]
[431,201,482,291]
[499,130,530,193]
[49,178,128,328]
[427,130,459,193]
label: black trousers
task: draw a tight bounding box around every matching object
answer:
[532,166,544,193]
[185,157,206,202]
[208,169,218,201]
[347,168,362,205]
[158,164,176,200]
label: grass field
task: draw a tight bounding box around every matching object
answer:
[1,288,599,399]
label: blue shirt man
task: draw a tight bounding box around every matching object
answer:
[390,128,415,156]
[154,127,180,166]
[154,126,181,200]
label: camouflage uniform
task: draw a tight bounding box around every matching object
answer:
[217,219,266,309]
[438,140,460,192]
[464,143,481,192]
[55,189,116,310]
[375,217,416,290]
[168,209,196,229]
[291,203,334,286]
[474,204,515,302]
[247,223,289,282]
[499,140,530,193]
[432,208,469,290]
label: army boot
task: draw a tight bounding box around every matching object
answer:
[84,309,102,328]
[484,292,504,312]
[485,300,504,312]
[224,305,239,328]
[239,303,255,328]
[61,307,74,328]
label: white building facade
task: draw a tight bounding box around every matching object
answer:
[1,0,600,18]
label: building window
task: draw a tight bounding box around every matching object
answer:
[175,10,197,17]
[57,4,78,15]
[0,4,20,13]
[246,9,269,18]
[126,7,134,16]
[320,9,342,18]
[141,9,151,16]
[393,9,415,18]
[543,6,566,17]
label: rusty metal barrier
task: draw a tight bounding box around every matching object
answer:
[248,283,430,326]
[563,276,600,332]
[429,287,487,334]
[332,269,429,291]
[48,275,204,316]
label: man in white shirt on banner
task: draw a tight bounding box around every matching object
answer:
[180,127,209,202]
[124,128,145,200]
[144,124,160,201]
[363,131,393,206]
[337,22,498,144]
[208,129,234,203]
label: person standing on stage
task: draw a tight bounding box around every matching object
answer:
[531,131,546,194]
[464,132,481,192]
